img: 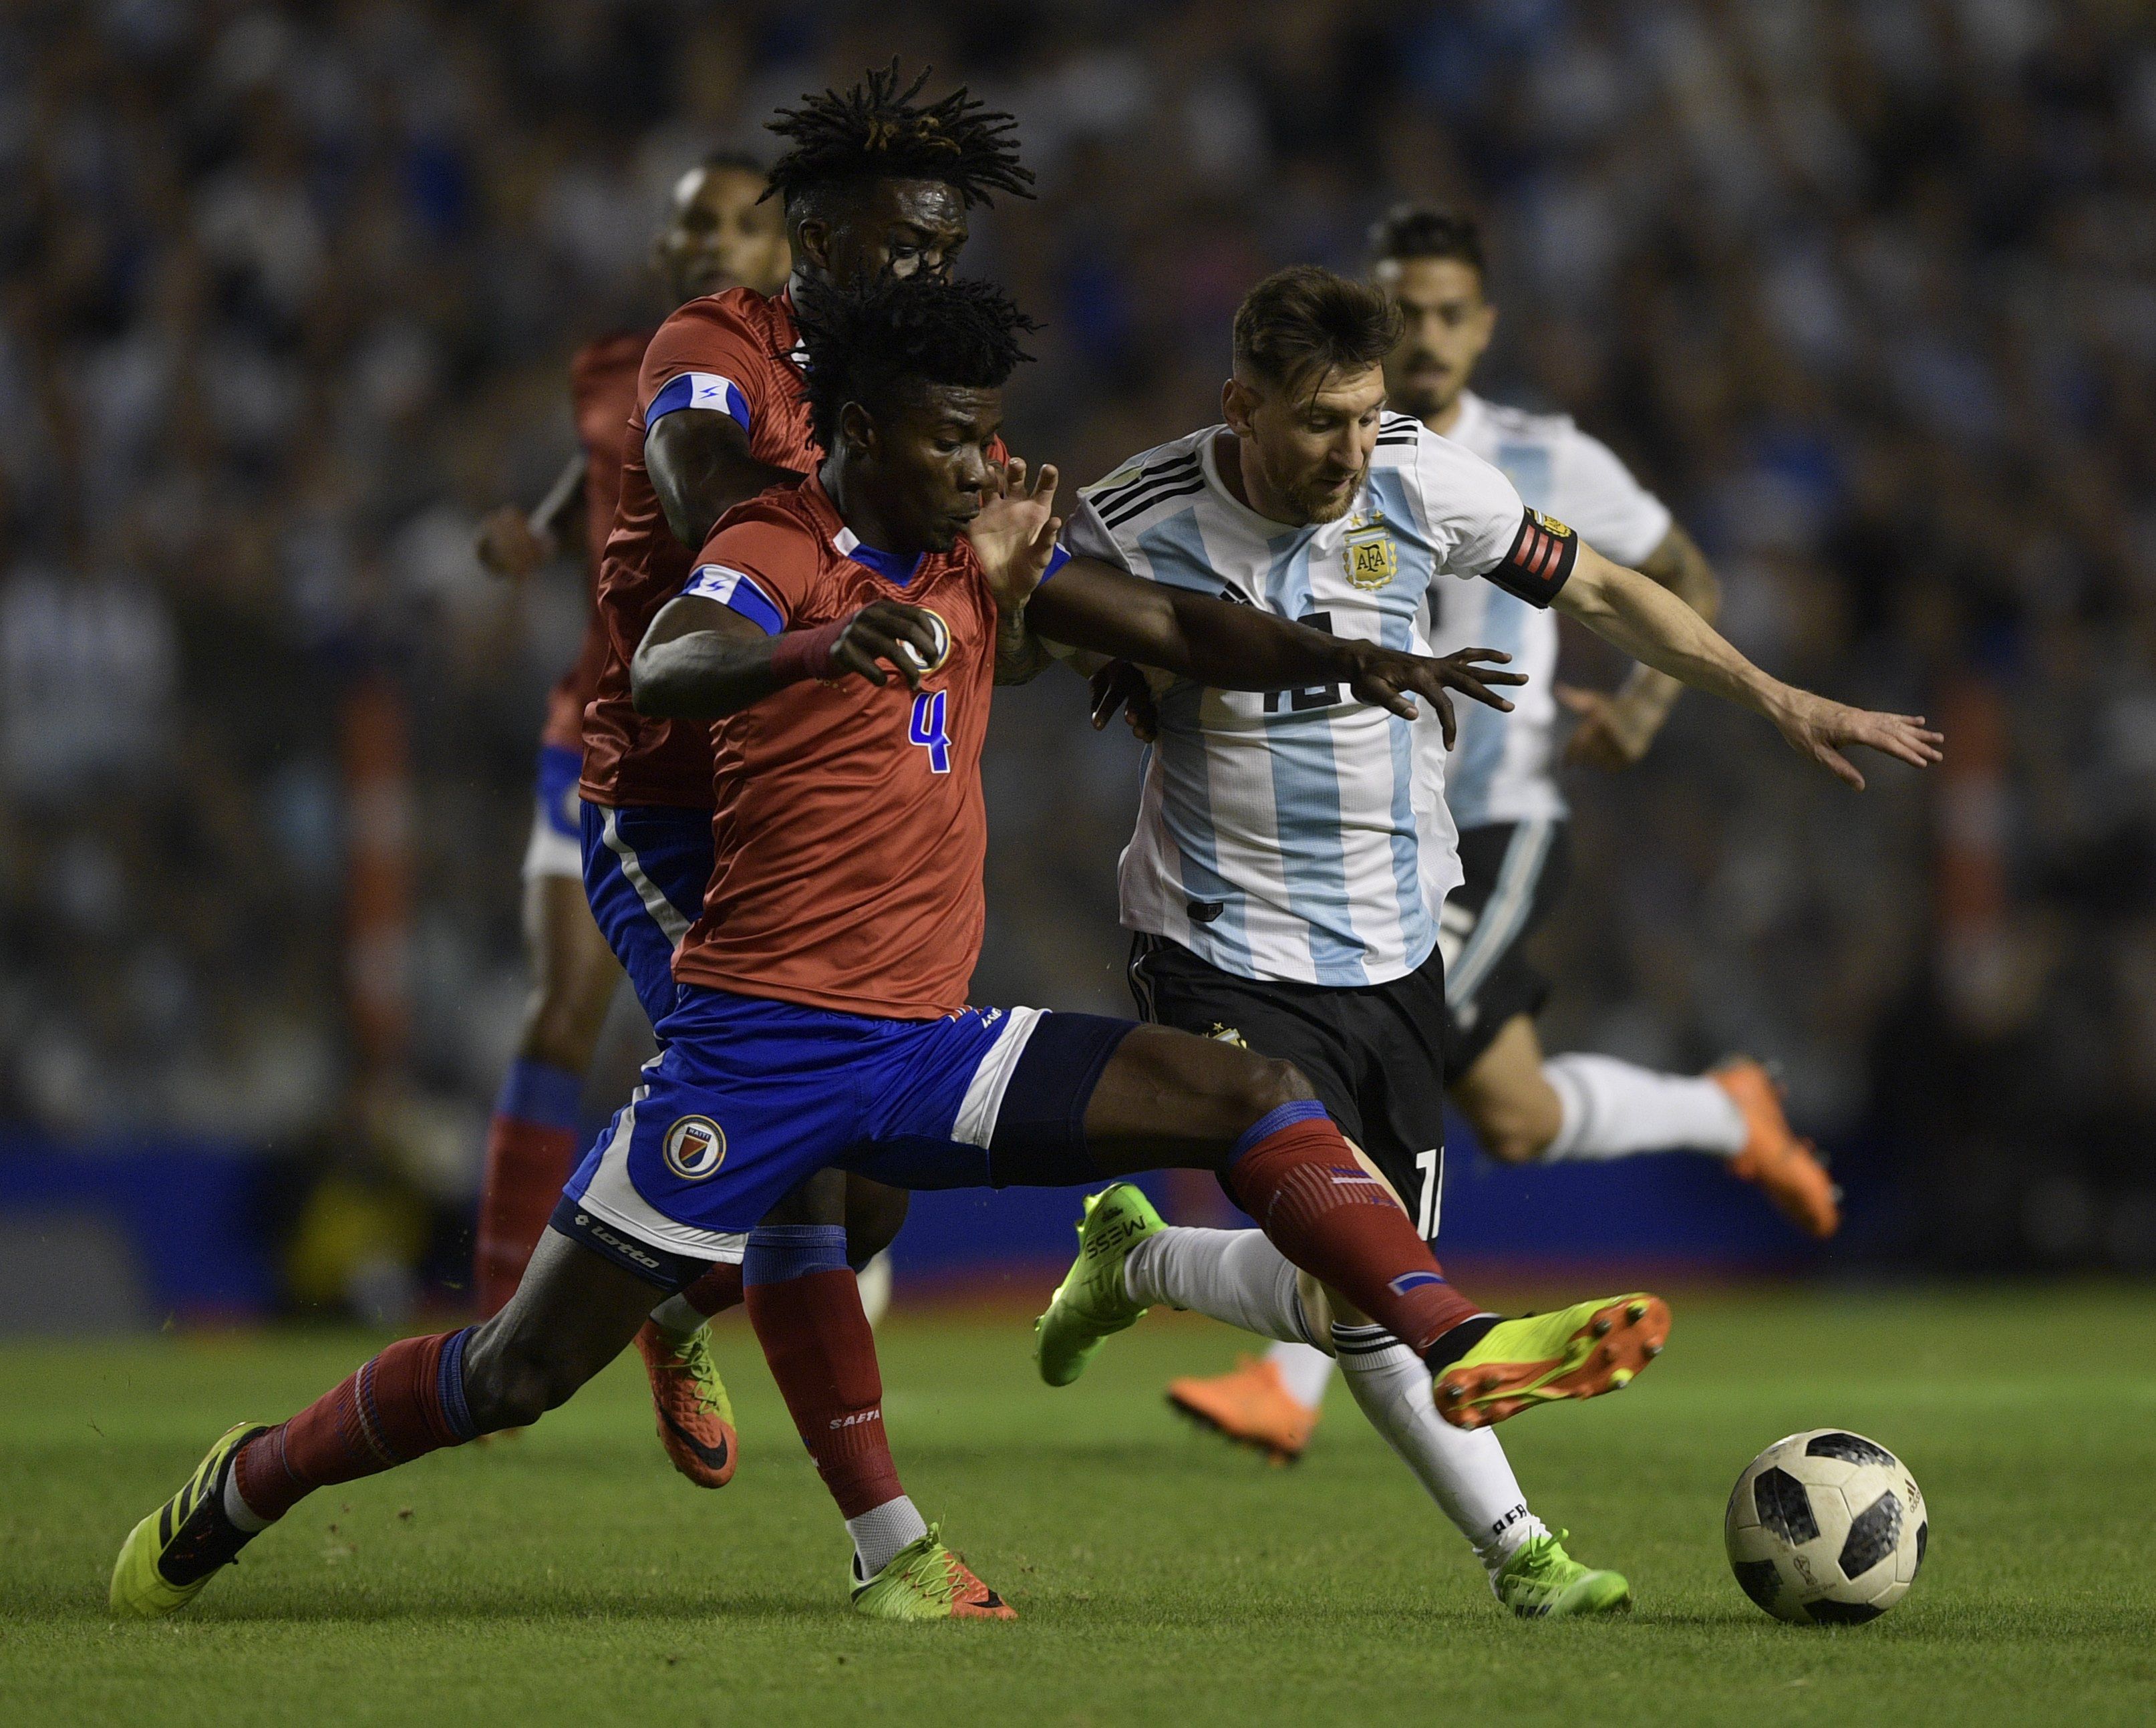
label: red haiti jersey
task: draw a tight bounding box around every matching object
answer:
[671,475,1065,1020]
[541,327,653,754]
[581,287,816,809]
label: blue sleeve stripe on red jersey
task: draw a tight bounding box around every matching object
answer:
[683,563,786,635]
[1038,543,1072,584]
[647,372,751,433]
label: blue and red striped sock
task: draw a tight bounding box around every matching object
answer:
[1225,1101,1487,1361]
[231,1328,478,1524]
[474,1059,583,1316]
[743,1226,909,1524]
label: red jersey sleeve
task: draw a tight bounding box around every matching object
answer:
[637,291,787,442]
[679,501,830,636]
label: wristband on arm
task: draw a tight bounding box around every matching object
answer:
[766,610,857,685]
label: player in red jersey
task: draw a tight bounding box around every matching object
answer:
[115,271,1668,1626]
[575,68,1032,1511]
[466,154,788,1485]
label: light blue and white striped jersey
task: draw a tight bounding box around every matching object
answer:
[1064,417,1533,988]
[1427,392,1672,831]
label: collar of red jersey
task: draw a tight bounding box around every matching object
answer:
[832,524,925,586]
[802,472,929,585]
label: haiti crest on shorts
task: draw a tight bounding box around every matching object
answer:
[663,1115,727,1181]
[1345,512,1398,590]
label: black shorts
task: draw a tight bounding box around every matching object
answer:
[1439,819,1571,1076]
[1129,933,1449,1246]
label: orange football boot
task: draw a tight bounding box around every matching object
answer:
[634,1320,738,1488]
[1712,1058,1841,1238]
[1166,1354,1322,1463]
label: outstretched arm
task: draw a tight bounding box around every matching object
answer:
[645,410,803,549]
[1558,521,1720,769]
[1027,557,1521,748]
[1552,544,1942,788]
[632,593,947,721]
[965,462,1521,744]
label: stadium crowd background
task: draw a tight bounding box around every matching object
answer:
[3,0,2153,1315]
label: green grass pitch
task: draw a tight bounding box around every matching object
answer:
[3,1286,2153,1727]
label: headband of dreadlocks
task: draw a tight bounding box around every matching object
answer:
[764,59,1035,212]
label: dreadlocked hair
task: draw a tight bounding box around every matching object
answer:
[764,59,1034,216]
[792,273,1038,456]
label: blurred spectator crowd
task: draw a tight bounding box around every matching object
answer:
[2,0,2153,1272]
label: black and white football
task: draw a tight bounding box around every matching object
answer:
[1724,1429,1928,1625]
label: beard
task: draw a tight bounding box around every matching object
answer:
[1291,462,1368,524]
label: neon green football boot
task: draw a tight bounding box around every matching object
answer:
[851,1526,1016,1621]
[1032,1184,1165,1387]
[1492,1529,1633,1618]
[110,1421,267,1617]
[1432,1293,1671,1429]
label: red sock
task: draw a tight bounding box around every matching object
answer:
[680,1261,744,1319]
[1227,1103,1482,1358]
[746,1266,903,1518]
[233,1329,476,1523]
[474,1060,584,1318]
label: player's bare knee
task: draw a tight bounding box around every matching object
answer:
[1240,1054,1315,1119]
[466,1339,553,1431]
[520,988,605,1074]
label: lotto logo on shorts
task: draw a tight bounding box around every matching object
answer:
[1388,1270,1444,1295]
[663,1115,727,1181]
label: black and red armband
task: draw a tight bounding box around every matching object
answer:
[1483,509,1579,606]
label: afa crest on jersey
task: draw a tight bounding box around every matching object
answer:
[1345,513,1399,590]
[1528,508,1573,539]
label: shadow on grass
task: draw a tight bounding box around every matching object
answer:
[8,1579,1501,1637]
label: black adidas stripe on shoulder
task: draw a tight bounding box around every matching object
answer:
[1087,454,1200,516]
[1100,475,1207,529]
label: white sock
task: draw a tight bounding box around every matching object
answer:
[1265,1339,1337,1410]
[1126,1231,1539,1570]
[1331,1322,1545,1570]
[1122,1227,1314,1345]
[647,1293,706,1334]
[222,1460,272,1532]
[845,1493,929,1580]
[1541,1053,1747,1161]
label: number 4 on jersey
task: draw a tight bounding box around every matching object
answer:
[909,688,952,773]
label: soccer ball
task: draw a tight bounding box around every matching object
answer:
[1724,1429,1927,1624]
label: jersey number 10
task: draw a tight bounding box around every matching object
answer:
[909,689,952,774]
[1263,609,1345,714]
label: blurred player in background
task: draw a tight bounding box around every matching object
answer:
[1165,208,1846,1469]
[467,153,787,1481]
[1040,266,1938,1615]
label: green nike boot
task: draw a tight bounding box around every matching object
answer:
[1032,1184,1165,1387]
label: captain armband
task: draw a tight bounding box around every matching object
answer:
[1482,509,1579,607]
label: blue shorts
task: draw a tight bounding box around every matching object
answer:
[579,801,713,1028]
[555,985,1135,1284]
[522,744,587,881]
